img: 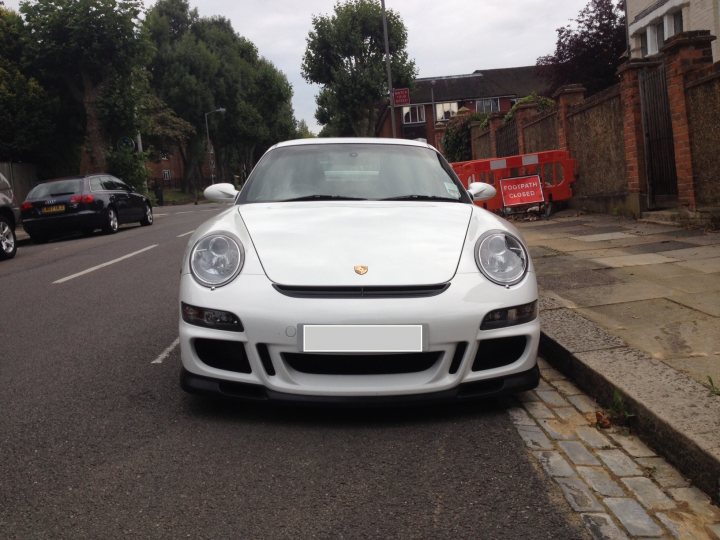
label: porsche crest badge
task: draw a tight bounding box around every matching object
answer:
[354,265,369,275]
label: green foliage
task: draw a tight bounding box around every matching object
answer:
[503,93,556,123]
[107,146,149,191]
[537,0,626,95]
[295,119,316,139]
[20,0,148,172]
[609,389,635,427]
[145,0,296,187]
[302,0,417,136]
[441,112,488,163]
[704,376,720,397]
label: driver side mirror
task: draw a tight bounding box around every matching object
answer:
[468,182,497,201]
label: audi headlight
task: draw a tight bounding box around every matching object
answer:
[475,230,528,286]
[190,233,244,287]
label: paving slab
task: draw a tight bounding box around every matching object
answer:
[670,290,720,317]
[590,253,680,268]
[554,281,670,307]
[676,257,720,273]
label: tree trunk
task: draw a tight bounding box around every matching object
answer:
[78,72,108,174]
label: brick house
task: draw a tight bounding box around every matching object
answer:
[627,0,720,61]
[376,67,551,148]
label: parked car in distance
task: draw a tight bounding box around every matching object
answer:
[21,174,153,243]
[179,138,540,404]
[0,171,20,260]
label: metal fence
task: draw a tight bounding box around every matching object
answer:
[496,121,519,157]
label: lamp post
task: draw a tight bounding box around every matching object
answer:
[380,0,396,138]
[204,107,226,184]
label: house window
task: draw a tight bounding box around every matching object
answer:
[640,32,648,57]
[402,105,425,124]
[476,98,500,113]
[646,21,665,55]
[435,102,458,121]
[665,11,682,37]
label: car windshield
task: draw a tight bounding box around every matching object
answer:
[28,179,84,199]
[239,143,467,203]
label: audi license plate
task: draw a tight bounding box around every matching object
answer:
[302,324,423,353]
[41,205,65,214]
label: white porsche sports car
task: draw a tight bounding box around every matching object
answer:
[179,138,539,403]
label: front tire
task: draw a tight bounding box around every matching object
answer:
[103,207,119,234]
[0,216,17,260]
[140,203,153,226]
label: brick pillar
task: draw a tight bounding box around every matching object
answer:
[661,31,716,210]
[618,60,652,215]
[553,85,585,151]
[512,103,540,155]
[487,113,504,158]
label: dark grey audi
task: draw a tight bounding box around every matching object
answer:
[21,174,153,243]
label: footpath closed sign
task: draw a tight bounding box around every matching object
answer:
[499,175,544,207]
[393,88,410,106]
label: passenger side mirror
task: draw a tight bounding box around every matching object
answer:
[204,183,238,203]
[468,182,497,201]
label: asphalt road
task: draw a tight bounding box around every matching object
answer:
[0,204,587,539]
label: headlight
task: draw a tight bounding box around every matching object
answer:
[475,230,528,285]
[190,233,244,287]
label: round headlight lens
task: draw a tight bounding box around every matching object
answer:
[475,231,528,285]
[190,233,244,287]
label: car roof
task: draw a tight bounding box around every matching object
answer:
[270,137,436,152]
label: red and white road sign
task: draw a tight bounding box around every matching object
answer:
[393,88,410,106]
[499,175,544,207]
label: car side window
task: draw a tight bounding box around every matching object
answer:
[115,179,131,191]
[101,177,118,191]
[89,178,103,192]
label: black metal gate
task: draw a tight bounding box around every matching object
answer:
[639,64,677,208]
[496,121,519,157]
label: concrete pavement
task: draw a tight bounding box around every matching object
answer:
[515,211,720,506]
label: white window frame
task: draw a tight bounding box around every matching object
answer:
[476,98,500,114]
[435,102,458,122]
[402,105,425,125]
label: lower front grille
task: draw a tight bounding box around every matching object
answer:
[282,352,441,375]
[194,338,251,373]
[472,336,527,371]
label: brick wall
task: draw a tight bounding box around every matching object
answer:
[566,87,627,204]
[686,67,720,205]
[524,112,558,153]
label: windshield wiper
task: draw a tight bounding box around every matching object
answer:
[280,195,367,202]
[381,195,461,202]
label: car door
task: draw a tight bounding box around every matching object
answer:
[103,176,134,223]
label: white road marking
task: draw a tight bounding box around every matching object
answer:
[151,337,180,364]
[177,230,195,238]
[154,213,168,216]
[175,211,196,215]
[53,244,159,284]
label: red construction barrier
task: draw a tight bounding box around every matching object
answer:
[451,150,576,214]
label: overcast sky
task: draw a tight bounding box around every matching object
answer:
[5,0,588,133]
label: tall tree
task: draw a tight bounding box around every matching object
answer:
[537,0,626,95]
[20,0,147,173]
[0,6,55,162]
[302,0,416,137]
[145,0,296,188]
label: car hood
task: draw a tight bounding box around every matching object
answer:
[239,202,473,286]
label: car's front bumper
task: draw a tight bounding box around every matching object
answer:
[179,272,540,401]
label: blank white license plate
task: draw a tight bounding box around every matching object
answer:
[302,325,423,353]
